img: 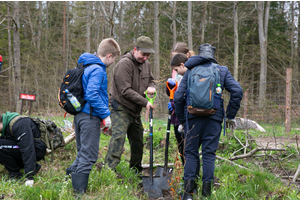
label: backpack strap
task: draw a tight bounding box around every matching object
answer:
[9,116,26,136]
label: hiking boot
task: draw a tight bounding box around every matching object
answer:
[202,181,212,198]
[36,163,41,174]
[181,179,194,200]
[71,173,89,195]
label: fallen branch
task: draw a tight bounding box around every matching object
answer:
[199,151,251,171]
[292,164,300,183]
[229,148,286,160]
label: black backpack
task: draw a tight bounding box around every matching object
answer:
[9,116,65,161]
[58,63,92,115]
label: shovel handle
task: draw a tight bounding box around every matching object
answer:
[166,80,178,100]
[149,107,153,184]
[145,91,157,105]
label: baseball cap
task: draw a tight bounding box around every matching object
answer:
[136,36,155,54]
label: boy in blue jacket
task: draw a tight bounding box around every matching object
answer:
[174,43,243,199]
[66,38,121,195]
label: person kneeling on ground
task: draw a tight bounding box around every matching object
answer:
[0,111,46,186]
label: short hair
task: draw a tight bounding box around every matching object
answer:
[97,38,121,57]
[170,53,188,67]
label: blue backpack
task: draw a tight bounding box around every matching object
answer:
[186,62,222,116]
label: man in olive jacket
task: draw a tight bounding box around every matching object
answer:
[105,36,156,174]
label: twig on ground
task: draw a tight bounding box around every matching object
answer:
[229,148,286,160]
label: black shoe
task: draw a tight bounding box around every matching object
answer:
[36,163,41,174]
[202,181,212,198]
[71,173,89,195]
[9,171,23,180]
[66,167,75,176]
[182,179,194,200]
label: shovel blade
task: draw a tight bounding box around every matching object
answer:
[142,176,163,199]
[155,166,173,190]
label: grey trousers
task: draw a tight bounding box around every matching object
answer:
[70,112,101,174]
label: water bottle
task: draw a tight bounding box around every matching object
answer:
[65,89,82,111]
[216,84,222,94]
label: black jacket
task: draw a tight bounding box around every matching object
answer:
[5,117,46,179]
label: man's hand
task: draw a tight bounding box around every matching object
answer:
[226,118,236,130]
[146,101,154,112]
[145,87,156,95]
[178,124,184,133]
[101,116,111,132]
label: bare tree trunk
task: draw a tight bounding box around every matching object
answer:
[153,1,160,81]
[66,1,70,69]
[7,7,13,110]
[201,1,208,44]
[63,2,66,69]
[289,2,295,79]
[37,1,42,54]
[172,1,176,46]
[119,1,123,44]
[257,1,270,109]
[233,2,239,81]
[13,1,22,112]
[187,1,193,50]
[25,1,36,47]
[109,1,115,37]
[86,1,91,52]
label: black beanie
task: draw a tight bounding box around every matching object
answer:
[198,43,216,59]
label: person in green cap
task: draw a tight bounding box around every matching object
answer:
[0,112,46,186]
[104,36,156,175]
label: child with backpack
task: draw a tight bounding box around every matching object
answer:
[66,38,121,196]
[174,43,243,199]
[0,111,46,186]
[166,53,188,166]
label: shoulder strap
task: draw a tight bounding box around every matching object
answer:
[9,116,27,136]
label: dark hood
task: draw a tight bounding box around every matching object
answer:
[184,55,218,70]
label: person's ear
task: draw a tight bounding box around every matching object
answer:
[107,53,113,60]
[180,63,185,68]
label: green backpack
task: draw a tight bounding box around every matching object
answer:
[9,116,65,161]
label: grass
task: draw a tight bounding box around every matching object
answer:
[0,115,299,199]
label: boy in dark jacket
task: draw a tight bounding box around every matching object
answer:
[66,38,121,195]
[174,43,243,199]
[0,111,46,186]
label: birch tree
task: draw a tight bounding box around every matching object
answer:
[201,1,208,44]
[187,1,193,50]
[233,2,239,81]
[172,1,176,46]
[154,1,160,80]
[257,1,270,108]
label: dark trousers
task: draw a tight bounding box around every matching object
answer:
[184,118,221,182]
[174,124,185,165]
[0,139,44,173]
[105,105,144,173]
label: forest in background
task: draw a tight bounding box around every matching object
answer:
[0,1,299,125]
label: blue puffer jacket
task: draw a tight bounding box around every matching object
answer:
[174,55,243,124]
[78,53,110,120]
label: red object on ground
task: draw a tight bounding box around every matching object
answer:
[0,55,2,62]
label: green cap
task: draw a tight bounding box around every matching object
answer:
[136,36,155,54]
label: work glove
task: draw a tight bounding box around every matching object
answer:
[167,78,176,86]
[101,116,111,132]
[168,102,173,112]
[178,124,184,134]
[25,179,34,187]
[226,118,236,130]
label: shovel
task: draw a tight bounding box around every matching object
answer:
[142,91,163,199]
[155,80,178,190]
